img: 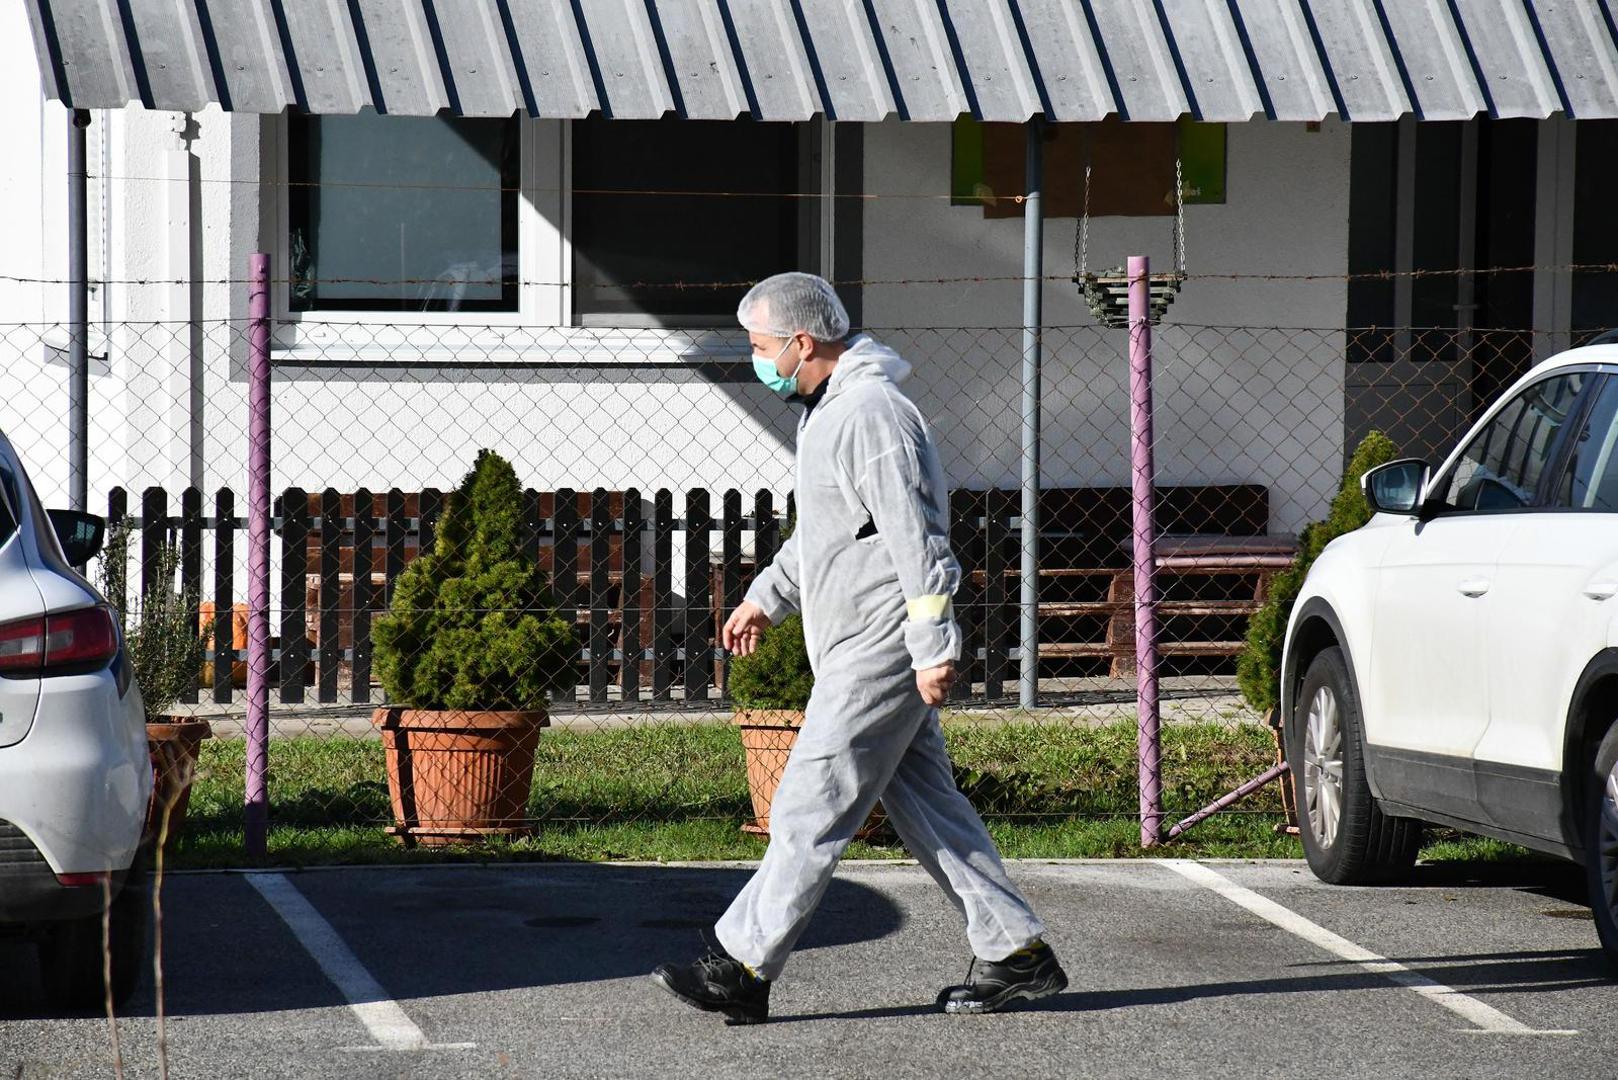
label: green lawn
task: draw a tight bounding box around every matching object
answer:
[168,720,1535,869]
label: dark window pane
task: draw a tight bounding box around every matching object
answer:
[288,111,518,313]
[1347,123,1397,363]
[1573,120,1618,338]
[1410,122,1461,360]
[1438,373,1584,512]
[572,118,800,322]
[1553,376,1618,511]
[1471,119,1537,407]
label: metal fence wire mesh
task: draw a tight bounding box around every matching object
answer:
[0,317,1553,848]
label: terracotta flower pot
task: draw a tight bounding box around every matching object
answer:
[733,709,886,839]
[372,707,548,847]
[144,717,212,848]
[734,709,802,835]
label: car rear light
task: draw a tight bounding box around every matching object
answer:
[0,615,45,675]
[0,606,119,678]
[55,871,108,887]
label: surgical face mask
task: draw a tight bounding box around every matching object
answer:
[752,338,805,398]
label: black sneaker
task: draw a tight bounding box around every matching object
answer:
[651,949,771,1026]
[936,940,1068,1014]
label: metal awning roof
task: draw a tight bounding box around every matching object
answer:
[23,0,1618,122]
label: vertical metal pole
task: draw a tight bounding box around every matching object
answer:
[1129,255,1163,848]
[1393,116,1416,363]
[1018,119,1043,710]
[67,110,90,512]
[246,253,271,858]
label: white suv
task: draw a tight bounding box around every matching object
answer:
[1283,343,1618,967]
[0,428,151,1010]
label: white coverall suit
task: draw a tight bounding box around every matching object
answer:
[715,335,1047,980]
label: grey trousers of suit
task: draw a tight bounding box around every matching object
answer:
[715,686,1046,981]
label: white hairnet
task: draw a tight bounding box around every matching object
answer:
[737,272,851,343]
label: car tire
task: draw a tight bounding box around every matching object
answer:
[1288,647,1421,884]
[1583,722,1618,972]
[36,866,150,1013]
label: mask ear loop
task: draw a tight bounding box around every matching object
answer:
[784,337,808,383]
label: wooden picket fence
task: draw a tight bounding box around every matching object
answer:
[104,481,1281,709]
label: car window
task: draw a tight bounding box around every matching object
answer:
[1435,372,1586,513]
[1549,375,1618,511]
[0,463,19,549]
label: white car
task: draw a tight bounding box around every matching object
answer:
[1283,343,1618,967]
[0,427,151,1010]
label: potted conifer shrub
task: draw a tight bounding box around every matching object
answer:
[97,521,213,850]
[370,449,577,846]
[727,614,814,835]
[728,611,885,839]
[1237,430,1399,830]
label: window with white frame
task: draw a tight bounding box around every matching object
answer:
[278,113,820,331]
[287,110,520,314]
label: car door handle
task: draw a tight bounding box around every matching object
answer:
[1585,582,1618,601]
[1457,577,1491,598]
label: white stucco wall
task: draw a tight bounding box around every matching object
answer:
[860,118,1350,535]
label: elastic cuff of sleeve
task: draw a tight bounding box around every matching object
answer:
[904,620,961,671]
[744,583,793,625]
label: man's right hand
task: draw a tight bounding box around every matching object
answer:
[723,600,773,656]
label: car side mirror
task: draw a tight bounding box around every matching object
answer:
[1362,459,1430,516]
[47,508,106,566]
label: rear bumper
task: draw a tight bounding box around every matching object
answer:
[0,820,128,923]
[0,667,149,877]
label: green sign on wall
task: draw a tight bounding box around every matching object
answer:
[1178,119,1226,204]
[951,117,1226,214]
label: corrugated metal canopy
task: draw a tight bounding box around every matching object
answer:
[23,0,1618,122]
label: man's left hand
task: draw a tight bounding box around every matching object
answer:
[916,661,956,706]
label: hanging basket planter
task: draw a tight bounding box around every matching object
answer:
[1075,267,1183,329]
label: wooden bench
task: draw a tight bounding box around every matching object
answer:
[966,535,1296,678]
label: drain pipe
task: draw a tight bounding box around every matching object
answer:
[1018,118,1044,710]
[67,109,90,512]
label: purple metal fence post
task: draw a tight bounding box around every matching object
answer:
[245,253,271,858]
[1129,255,1164,848]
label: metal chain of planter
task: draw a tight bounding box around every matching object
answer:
[1076,151,1186,328]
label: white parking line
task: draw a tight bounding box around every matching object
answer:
[245,872,475,1052]
[1160,860,1578,1036]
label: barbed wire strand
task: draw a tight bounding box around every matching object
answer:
[0,264,1610,291]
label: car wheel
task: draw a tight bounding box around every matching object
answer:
[1288,647,1421,884]
[36,868,150,1013]
[1584,722,1618,972]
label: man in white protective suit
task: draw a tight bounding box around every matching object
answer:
[651,272,1066,1025]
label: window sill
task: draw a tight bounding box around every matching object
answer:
[269,326,752,369]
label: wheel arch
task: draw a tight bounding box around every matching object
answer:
[1282,598,1381,798]
[1563,649,1618,854]
[1282,600,1358,721]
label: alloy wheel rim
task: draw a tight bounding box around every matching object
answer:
[1304,686,1345,849]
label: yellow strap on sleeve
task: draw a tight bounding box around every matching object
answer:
[906,594,952,621]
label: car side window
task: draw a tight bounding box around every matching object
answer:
[0,465,17,549]
[1434,372,1586,514]
[1548,375,1618,511]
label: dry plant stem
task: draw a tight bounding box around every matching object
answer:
[101,872,124,1080]
[152,753,189,1080]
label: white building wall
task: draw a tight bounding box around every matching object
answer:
[2,11,1349,547]
[860,118,1351,535]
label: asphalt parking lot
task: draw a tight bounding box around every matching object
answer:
[3,858,1614,1080]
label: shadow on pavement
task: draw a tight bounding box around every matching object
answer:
[2,864,904,1020]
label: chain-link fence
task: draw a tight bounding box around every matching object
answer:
[0,314,1550,854]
